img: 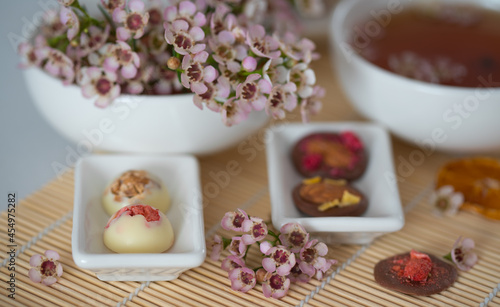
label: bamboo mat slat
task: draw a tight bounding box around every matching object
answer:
[2,42,500,306]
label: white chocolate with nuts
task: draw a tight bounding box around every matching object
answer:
[103,204,174,253]
[102,170,170,216]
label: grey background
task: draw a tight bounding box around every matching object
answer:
[1,0,74,212]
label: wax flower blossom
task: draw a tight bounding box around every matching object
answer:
[209,210,337,299]
[299,239,337,280]
[261,244,296,276]
[241,216,268,244]
[444,236,478,271]
[113,0,150,41]
[279,223,309,253]
[262,272,290,299]
[228,267,256,292]
[210,234,223,261]
[29,250,63,286]
[429,185,464,217]
[17,0,324,124]
[80,67,121,108]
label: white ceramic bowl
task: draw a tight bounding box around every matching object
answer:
[72,154,205,281]
[331,0,500,153]
[266,122,404,244]
[23,68,269,155]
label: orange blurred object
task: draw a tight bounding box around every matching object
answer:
[437,157,500,220]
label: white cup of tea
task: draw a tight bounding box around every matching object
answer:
[330,0,500,153]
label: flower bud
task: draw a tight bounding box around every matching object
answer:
[256,268,270,283]
[242,56,257,72]
[167,57,181,70]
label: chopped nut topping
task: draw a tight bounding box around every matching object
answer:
[110,170,157,201]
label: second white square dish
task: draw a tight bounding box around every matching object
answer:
[266,122,404,244]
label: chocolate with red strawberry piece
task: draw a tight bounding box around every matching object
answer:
[292,132,367,180]
[374,250,457,296]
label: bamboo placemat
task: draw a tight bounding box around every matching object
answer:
[1,42,500,306]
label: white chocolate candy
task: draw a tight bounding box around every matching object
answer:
[102,170,170,216]
[103,204,174,253]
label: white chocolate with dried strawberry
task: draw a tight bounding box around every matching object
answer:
[103,204,174,253]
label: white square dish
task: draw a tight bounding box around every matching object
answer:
[72,154,205,281]
[266,122,404,244]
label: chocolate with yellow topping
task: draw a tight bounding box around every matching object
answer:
[292,177,368,217]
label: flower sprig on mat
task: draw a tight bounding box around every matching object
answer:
[444,236,478,271]
[18,0,324,126]
[210,209,337,299]
[29,250,63,286]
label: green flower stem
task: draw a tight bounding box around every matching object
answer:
[98,4,116,32]
[237,70,252,77]
[130,38,137,52]
[176,70,182,84]
[242,244,251,261]
[222,237,232,250]
[201,25,211,39]
[228,3,244,15]
[206,55,218,66]
[58,40,70,53]
[267,230,279,239]
[71,0,101,25]
[172,49,182,59]
[79,18,91,35]
[47,35,67,48]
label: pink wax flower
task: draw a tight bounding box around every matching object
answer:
[29,250,63,286]
[113,0,150,41]
[228,267,256,293]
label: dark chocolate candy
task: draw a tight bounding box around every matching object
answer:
[292,132,367,180]
[374,252,458,296]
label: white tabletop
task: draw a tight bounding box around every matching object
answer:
[0,1,73,212]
